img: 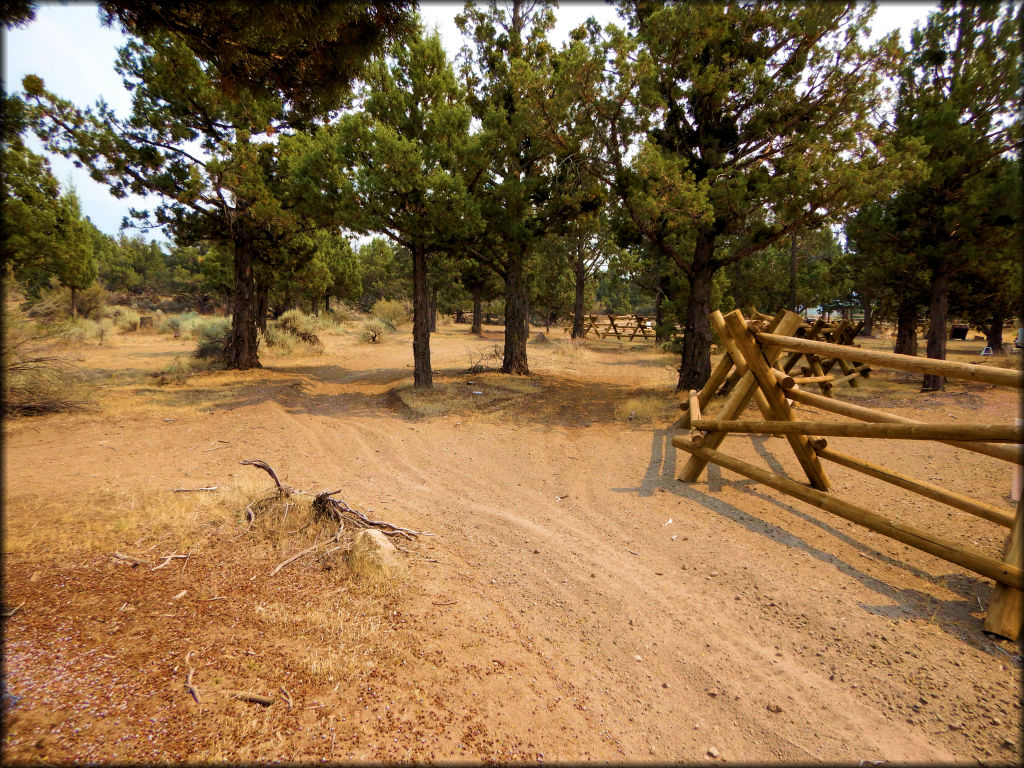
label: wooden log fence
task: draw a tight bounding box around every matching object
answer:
[671,308,1024,640]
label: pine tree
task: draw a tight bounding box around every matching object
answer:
[560,2,919,390]
[292,26,482,388]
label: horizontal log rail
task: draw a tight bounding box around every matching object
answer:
[755,332,1024,389]
[785,387,1023,465]
[814,446,1014,528]
[672,439,1024,591]
[688,418,1024,444]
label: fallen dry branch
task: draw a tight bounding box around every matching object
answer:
[279,686,294,708]
[269,536,336,577]
[184,667,202,704]
[172,486,219,493]
[2,601,26,618]
[240,459,296,495]
[112,551,151,568]
[313,491,430,540]
[223,690,275,706]
[151,553,189,571]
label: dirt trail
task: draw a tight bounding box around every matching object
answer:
[3,324,1021,763]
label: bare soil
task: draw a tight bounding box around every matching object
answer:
[3,320,1022,763]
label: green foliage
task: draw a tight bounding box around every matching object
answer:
[98,1,416,125]
[356,238,409,309]
[561,2,920,388]
[846,2,1020,370]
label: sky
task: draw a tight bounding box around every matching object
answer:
[3,1,940,242]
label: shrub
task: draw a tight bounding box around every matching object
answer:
[193,317,231,360]
[276,309,324,351]
[370,298,411,327]
[158,311,200,337]
[258,325,294,355]
[110,305,141,332]
[329,303,362,323]
[58,318,103,345]
[3,307,92,415]
[359,318,393,344]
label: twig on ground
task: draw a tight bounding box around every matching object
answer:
[152,553,189,571]
[184,667,202,704]
[269,538,330,577]
[224,690,274,706]
[113,551,151,567]
[432,600,458,606]
[626,548,640,556]
[2,601,26,618]
[279,686,294,708]
[172,486,219,492]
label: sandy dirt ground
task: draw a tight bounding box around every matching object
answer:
[3,319,1022,763]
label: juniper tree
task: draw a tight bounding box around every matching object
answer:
[289,26,483,388]
[556,2,919,390]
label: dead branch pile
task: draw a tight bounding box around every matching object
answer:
[238,459,430,576]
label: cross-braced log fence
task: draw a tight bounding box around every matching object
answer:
[672,309,1024,640]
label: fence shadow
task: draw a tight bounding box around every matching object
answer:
[625,431,1001,651]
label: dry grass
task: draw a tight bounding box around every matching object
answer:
[613,395,678,423]
[393,372,542,418]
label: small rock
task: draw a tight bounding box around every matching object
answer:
[1003,737,1016,748]
[662,682,670,689]
[707,746,720,758]
[634,655,643,662]
[533,549,540,554]
[707,688,719,697]
[767,703,783,713]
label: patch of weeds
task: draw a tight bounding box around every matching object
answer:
[614,396,677,423]
[466,343,504,373]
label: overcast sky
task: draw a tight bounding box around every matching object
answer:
[4,1,939,243]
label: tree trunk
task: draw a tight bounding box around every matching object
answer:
[676,238,715,391]
[255,282,269,335]
[502,250,530,375]
[986,316,1005,355]
[894,298,919,356]
[324,293,331,315]
[411,246,433,389]
[922,264,949,392]
[428,284,438,333]
[859,298,874,337]
[654,272,672,342]
[571,246,586,339]
[471,289,483,336]
[69,286,78,318]
[225,235,261,370]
